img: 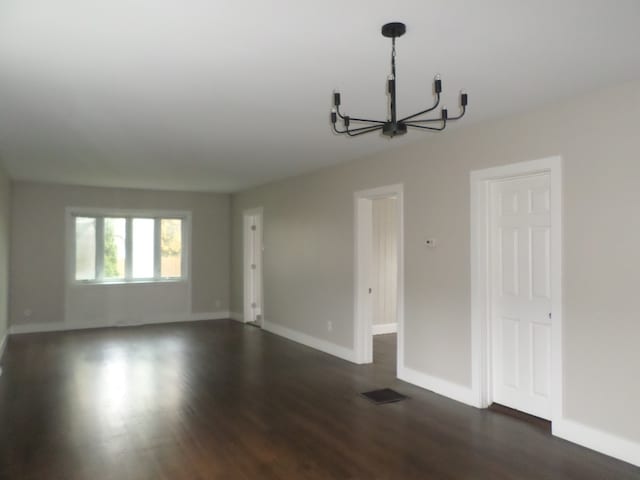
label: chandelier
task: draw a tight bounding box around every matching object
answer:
[331,22,468,138]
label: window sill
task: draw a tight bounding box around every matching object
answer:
[71,278,187,287]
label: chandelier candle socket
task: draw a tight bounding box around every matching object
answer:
[331,22,468,138]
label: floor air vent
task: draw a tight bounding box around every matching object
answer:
[361,388,408,405]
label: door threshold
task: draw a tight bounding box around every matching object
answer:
[488,403,551,433]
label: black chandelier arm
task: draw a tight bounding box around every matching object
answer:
[404,119,447,131]
[346,124,385,134]
[336,106,385,124]
[407,116,446,124]
[408,105,466,123]
[349,117,386,124]
[346,125,384,137]
[399,93,440,122]
[332,120,382,136]
[331,123,349,134]
[447,105,466,121]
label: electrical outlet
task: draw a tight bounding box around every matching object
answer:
[327,321,333,332]
[215,299,221,308]
[24,308,32,318]
[425,238,437,248]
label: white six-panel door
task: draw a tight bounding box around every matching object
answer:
[490,173,552,419]
[244,211,263,324]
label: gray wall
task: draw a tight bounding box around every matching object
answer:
[0,166,10,344]
[231,81,640,444]
[11,182,230,327]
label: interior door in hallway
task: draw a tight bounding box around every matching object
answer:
[490,173,552,419]
[244,210,263,325]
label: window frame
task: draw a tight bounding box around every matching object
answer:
[66,207,191,285]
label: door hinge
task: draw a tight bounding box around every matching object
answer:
[251,225,257,231]
[251,264,257,270]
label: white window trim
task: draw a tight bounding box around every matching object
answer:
[66,207,191,285]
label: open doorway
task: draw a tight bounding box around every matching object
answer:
[354,184,403,371]
[243,208,263,327]
[371,196,399,369]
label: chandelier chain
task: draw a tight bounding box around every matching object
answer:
[391,37,396,78]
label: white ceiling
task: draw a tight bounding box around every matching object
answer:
[0,0,638,192]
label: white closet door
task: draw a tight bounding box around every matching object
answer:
[491,174,552,419]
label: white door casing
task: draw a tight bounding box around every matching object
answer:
[470,156,562,426]
[354,184,404,365]
[491,173,552,419]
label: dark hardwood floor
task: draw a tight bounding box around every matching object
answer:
[0,320,638,479]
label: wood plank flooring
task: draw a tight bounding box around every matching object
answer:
[0,320,638,479]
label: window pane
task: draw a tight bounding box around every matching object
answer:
[75,217,96,280]
[161,219,182,278]
[104,218,126,279]
[132,218,154,278]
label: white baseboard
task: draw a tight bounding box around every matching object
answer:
[263,320,357,363]
[188,311,231,322]
[9,311,231,335]
[229,312,244,323]
[553,418,640,467]
[9,322,68,335]
[372,322,398,335]
[398,365,477,407]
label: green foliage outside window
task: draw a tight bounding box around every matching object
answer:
[104,221,119,277]
[161,220,181,257]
